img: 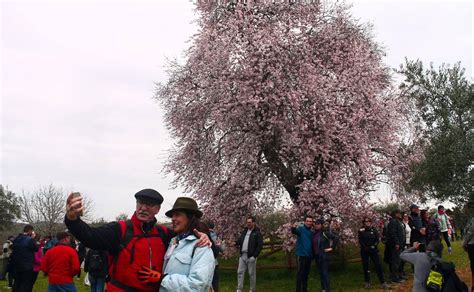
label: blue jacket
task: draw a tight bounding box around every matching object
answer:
[160,234,215,292]
[291,224,314,257]
[11,234,38,272]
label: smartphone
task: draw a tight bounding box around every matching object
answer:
[418,243,426,252]
[70,192,83,216]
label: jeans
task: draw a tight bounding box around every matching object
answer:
[315,254,330,291]
[48,283,77,292]
[237,253,257,291]
[88,274,106,292]
[296,256,312,292]
[360,248,385,284]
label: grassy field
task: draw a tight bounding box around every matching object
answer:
[0,240,470,292]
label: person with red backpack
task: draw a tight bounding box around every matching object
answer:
[65,189,210,292]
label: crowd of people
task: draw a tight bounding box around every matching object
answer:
[0,189,472,292]
[0,224,113,292]
[291,203,473,292]
[0,190,225,292]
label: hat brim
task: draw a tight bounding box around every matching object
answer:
[165,208,203,219]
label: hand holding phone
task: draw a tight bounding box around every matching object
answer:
[418,243,426,252]
[66,192,84,220]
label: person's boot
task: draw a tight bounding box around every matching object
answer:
[364,282,370,289]
[380,282,390,289]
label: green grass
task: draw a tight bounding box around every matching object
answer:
[0,240,469,292]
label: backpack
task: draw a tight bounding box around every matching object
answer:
[110,220,170,276]
[425,260,443,292]
[425,255,468,292]
[88,251,105,273]
[43,238,57,254]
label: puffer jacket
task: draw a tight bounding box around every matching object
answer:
[160,234,215,292]
[386,218,406,247]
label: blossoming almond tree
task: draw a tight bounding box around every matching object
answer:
[156,1,413,242]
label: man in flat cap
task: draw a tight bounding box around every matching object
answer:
[65,189,209,292]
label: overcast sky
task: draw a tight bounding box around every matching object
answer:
[1,0,472,222]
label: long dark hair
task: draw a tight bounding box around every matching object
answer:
[184,211,204,234]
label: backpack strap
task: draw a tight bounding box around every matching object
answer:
[117,221,170,264]
[119,220,135,250]
[155,224,170,249]
[191,245,198,258]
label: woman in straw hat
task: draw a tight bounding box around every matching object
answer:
[137,197,215,291]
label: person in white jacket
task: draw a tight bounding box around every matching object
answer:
[138,197,215,292]
[433,205,452,253]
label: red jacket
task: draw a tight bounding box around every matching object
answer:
[41,243,80,284]
[108,214,168,292]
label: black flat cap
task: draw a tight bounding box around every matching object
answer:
[410,204,419,209]
[134,189,164,204]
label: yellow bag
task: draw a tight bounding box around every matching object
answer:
[425,266,443,291]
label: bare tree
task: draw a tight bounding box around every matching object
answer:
[20,184,95,236]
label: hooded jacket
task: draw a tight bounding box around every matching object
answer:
[160,235,215,292]
[11,234,38,272]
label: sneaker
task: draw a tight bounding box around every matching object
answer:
[448,247,452,254]
[364,282,371,289]
[400,274,408,280]
[381,282,390,289]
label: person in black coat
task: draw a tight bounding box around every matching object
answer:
[76,241,87,279]
[235,216,263,292]
[384,209,406,283]
[358,217,389,289]
[312,219,338,292]
[10,224,38,292]
[408,204,423,245]
[84,249,108,292]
